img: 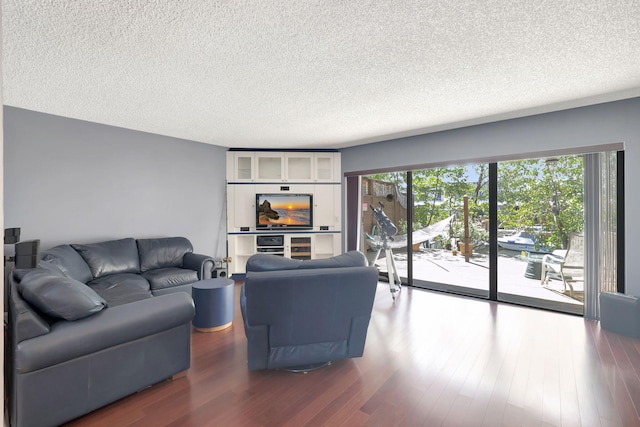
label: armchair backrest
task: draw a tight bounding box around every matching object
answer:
[246,250,368,272]
[242,263,378,370]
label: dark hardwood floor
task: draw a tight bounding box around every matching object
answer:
[66,281,640,426]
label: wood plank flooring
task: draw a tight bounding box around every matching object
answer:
[65,282,640,426]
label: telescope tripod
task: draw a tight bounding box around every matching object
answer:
[372,234,401,299]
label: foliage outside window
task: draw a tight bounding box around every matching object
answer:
[498,156,583,250]
[368,156,584,251]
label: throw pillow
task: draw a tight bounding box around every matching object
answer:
[19,269,108,321]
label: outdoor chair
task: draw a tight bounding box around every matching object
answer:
[540,232,584,296]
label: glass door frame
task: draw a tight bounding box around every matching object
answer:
[347,150,625,316]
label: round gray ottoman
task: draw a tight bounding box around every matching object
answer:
[192,278,235,332]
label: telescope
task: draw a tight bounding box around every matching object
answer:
[369,202,401,299]
[370,202,398,239]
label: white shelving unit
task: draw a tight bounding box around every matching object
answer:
[226,151,342,275]
[313,233,339,258]
[286,153,313,181]
[256,153,284,181]
[227,233,342,275]
[229,152,254,181]
[227,151,340,183]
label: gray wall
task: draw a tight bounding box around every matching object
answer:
[341,97,640,296]
[3,106,227,257]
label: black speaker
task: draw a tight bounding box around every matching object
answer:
[14,239,40,269]
[214,268,228,278]
[4,227,21,244]
[214,259,228,278]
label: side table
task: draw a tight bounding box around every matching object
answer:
[192,278,235,332]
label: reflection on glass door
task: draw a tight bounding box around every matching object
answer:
[360,173,408,286]
[410,164,490,297]
[360,165,491,298]
[496,156,585,314]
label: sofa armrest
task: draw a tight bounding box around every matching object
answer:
[9,279,51,344]
[14,292,195,374]
[182,252,215,279]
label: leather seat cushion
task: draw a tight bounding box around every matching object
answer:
[88,273,152,307]
[142,268,198,290]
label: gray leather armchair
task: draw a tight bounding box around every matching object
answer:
[240,251,378,371]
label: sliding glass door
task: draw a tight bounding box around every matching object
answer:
[494,152,620,315]
[360,165,491,298]
[496,155,585,314]
[351,149,622,317]
[410,164,490,297]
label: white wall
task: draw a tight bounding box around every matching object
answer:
[341,97,640,296]
[3,107,228,257]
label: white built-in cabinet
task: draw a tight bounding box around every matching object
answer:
[227,233,342,276]
[226,151,342,275]
[227,151,340,183]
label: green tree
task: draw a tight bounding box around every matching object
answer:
[497,156,583,249]
[470,164,489,219]
[366,157,584,251]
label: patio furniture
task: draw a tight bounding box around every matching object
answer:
[540,232,584,296]
[366,215,453,251]
[524,253,544,280]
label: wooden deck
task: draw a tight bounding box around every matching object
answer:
[370,247,583,314]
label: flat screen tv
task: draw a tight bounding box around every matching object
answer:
[256,193,313,229]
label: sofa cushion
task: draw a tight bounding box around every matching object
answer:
[137,237,193,272]
[141,268,198,291]
[88,273,153,307]
[18,268,108,321]
[72,238,140,279]
[40,244,93,283]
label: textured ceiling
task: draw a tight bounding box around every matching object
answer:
[3,1,640,149]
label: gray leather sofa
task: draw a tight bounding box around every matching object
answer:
[241,251,378,371]
[7,237,215,427]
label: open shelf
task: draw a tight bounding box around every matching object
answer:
[290,237,312,260]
